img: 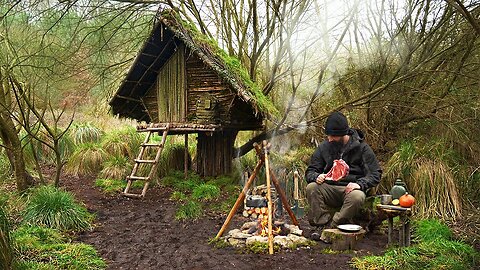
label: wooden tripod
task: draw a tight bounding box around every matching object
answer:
[215,140,299,254]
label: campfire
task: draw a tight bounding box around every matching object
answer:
[215,141,310,253]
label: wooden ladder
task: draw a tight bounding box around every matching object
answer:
[122,125,169,198]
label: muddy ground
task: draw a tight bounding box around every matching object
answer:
[63,174,390,270]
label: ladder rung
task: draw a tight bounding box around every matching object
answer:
[122,193,144,198]
[134,159,156,164]
[142,143,163,147]
[127,176,149,180]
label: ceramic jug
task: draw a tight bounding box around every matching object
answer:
[390,179,407,199]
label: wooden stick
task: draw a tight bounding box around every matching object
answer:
[184,134,188,179]
[263,140,274,255]
[252,143,299,226]
[215,158,264,239]
[269,169,299,226]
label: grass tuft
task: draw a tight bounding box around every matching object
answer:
[70,123,103,145]
[382,139,462,221]
[170,191,188,202]
[191,184,220,201]
[99,155,132,180]
[13,225,106,270]
[351,219,480,270]
[175,201,202,221]
[0,205,14,270]
[66,143,107,176]
[23,186,94,232]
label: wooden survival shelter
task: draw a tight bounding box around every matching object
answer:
[109,10,273,177]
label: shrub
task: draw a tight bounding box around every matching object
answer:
[101,127,142,158]
[70,123,103,145]
[170,191,187,202]
[99,155,132,180]
[175,201,202,221]
[23,186,93,232]
[13,225,106,270]
[0,205,13,270]
[192,184,220,201]
[66,143,107,176]
[382,139,462,221]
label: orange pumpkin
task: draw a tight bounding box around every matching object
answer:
[399,193,415,207]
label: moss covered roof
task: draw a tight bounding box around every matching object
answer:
[159,10,278,116]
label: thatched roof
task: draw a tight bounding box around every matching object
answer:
[109,10,276,122]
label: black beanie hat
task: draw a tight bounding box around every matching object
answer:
[325,111,349,136]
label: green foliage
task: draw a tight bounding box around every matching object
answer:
[208,237,230,249]
[66,143,107,176]
[101,126,142,158]
[175,201,202,221]
[244,241,280,254]
[415,219,452,242]
[170,191,187,202]
[205,175,236,188]
[99,155,131,180]
[0,153,12,181]
[156,142,190,179]
[13,225,106,270]
[94,178,143,195]
[0,205,14,270]
[382,139,462,221]
[70,123,103,145]
[191,184,220,201]
[23,186,93,232]
[351,219,479,270]
[95,179,124,194]
[161,171,202,192]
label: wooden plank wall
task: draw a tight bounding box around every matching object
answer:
[142,83,159,123]
[185,52,235,123]
[157,44,186,122]
[196,130,237,176]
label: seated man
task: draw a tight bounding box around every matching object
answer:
[305,111,382,238]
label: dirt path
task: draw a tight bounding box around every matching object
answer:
[63,175,388,270]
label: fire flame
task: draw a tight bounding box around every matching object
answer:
[258,215,281,237]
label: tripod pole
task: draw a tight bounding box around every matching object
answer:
[263,140,274,255]
[215,157,264,239]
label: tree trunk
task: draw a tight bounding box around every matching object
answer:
[0,116,34,191]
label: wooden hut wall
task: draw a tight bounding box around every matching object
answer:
[157,44,186,122]
[196,130,237,176]
[142,83,159,123]
[185,52,235,123]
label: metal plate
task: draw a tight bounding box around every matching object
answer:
[337,224,362,232]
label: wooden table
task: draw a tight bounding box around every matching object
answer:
[377,204,412,247]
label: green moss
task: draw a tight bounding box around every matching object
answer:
[244,241,280,254]
[13,225,106,270]
[208,237,230,249]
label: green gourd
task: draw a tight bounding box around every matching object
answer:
[390,179,407,199]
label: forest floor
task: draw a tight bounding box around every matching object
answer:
[62,173,391,270]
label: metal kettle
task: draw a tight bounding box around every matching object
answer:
[390,179,407,200]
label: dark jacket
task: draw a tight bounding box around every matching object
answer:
[305,129,382,192]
